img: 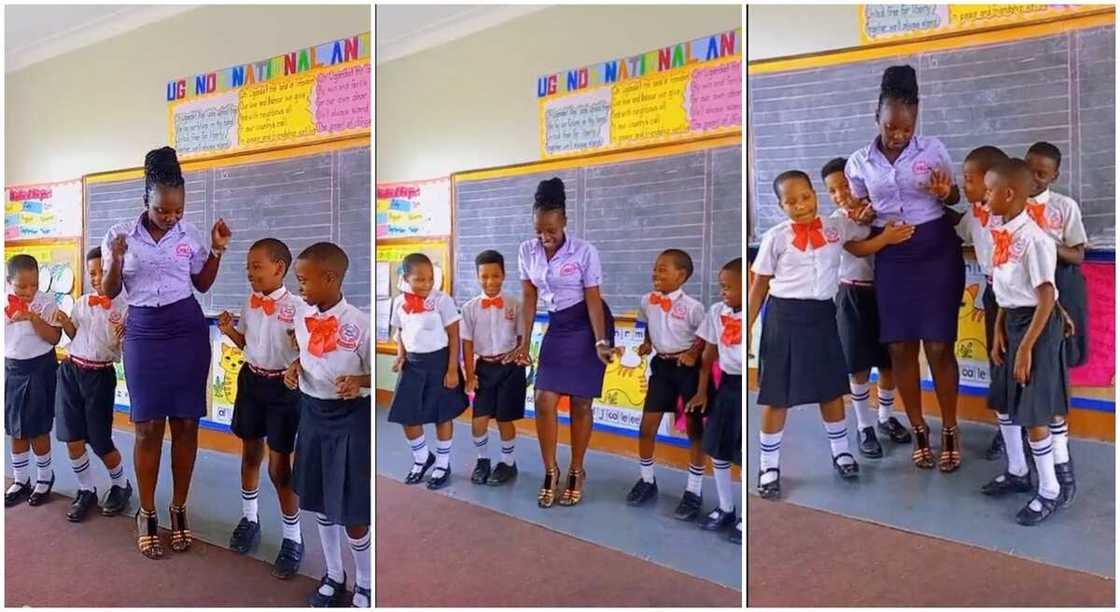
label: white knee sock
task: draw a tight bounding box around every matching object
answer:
[241,487,259,521]
[998,413,1028,477]
[316,514,344,591]
[713,459,734,512]
[1030,435,1060,504]
[500,440,516,466]
[877,386,896,423]
[71,452,95,492]
[639,457,655,483]
[434,438,452,471]
[107,459,128,488]
[849,381,874,429]
[282,510,302,543]
[686,463,704,496]
[824,420,854,465]
[33,451,53,494]
[408,434,428,464]
[348,529,371,606]
[759,431,782,485]
[1049,417,1070,465]
[473,434,489,461]
[10,450,30,488]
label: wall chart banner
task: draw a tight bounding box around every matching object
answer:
[5,181,82,240]
[859,4,1106,44]
[376,178,452,238]
[537,29,742,158]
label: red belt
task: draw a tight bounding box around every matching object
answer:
[840,280,874,288]
[69,355,114,370]
[247,363,286,378]
[478,354,510,364]
[654,349,691,360]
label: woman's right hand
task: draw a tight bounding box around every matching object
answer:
[504,342,531,366]
[216,311,235,336]
[595,342,616,366]
[882,221,916,245]
[990,328,1007,366]
[110,234,128,261]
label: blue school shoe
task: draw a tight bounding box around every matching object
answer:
[5,480,31,507]
[352,585,371,608]
[427,465,452,490]
[984,430,1005,460]
[470,458,492,484]
[27,472,55,507]
[486,462,518,486]
[832,453,860,479]
[757,468,781,500]
[981,471,1032,496]
[308,572,348,607]
[404,452,435,485]
[728,517,742,544]
[101,481,132,516]
[673,491,703,521]
[271,537,304,580]
[229,516,261,554]
[66,488,98,522]
[625,478,658,506]
[1015,494,1059,526]
[699,506,737,531]
[858,427,883,458]
[1055,460,1077,508]
[877,417,912,444]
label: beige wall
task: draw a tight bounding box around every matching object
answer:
[375,4,742,182]
[747,4,860,61]
[5,4,370,184]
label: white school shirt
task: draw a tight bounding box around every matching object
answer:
[829,209,874,283]
[991,211,1058,309]
[294,297,371,400]
[389,289,461,354]
[459,292,522,357]
[696,302,743,376]
[67,294,128,363]
[956,201,1003,277]
[636,289,706,354]
[750,216,870,300]
[1028,189,1088,248]
[5,291,61,360]
[236,287,300,371]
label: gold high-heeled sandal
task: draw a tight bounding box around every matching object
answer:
[939,425,962,473]
[912,424,935,469]
[168,504,192,552]
[538,465,560,508]
[136,508,164,560]
[558,468,586,507]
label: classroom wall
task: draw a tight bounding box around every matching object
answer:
[375,4,742,182]
[5,4,371,185]
[747,4,860,60]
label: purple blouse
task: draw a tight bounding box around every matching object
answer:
[101,213,208,308]
[518,236,602,312]
[845,135,955,227]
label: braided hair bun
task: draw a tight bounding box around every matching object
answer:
[879,65,919,108]
[143,146,184,203]
[534,177,566,212]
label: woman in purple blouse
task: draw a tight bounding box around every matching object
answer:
[844,66,966,472]
[509,178,615,508]
[101,147,230,559]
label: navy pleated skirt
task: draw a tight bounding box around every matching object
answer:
[835,283,890,374]
[757,297,850,408]
[535,300,615,399]
[872,216,965,344]
[388,347,469,426]
[1056,262,1089,367]
[702,374,742,465]
[988,307,1069,428]
[293,394,371,526]
[5,351,58,439]
[123,296,210,422]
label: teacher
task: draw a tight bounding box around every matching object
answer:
[845,65,965,472]
[101,147,230,559]
[510,178,615,508]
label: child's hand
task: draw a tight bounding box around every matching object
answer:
[53,309,72,327]
[464,374,478,395]
[1060,309,1076,338]
[1014,344,1032,385]
[283,362,300,390]
[8,309,31,323]
[217,310,235,335]
[287,328,297,350]
[113,322,126,339]
[677,350,698,368]
[110,234,128,261]
[636,340,652,357]
[443,368,459,389]
[685,391,708,414]
[990,329,1007,366]
[882,222,916,245]
[503,344,530,365]
[392,354,404,372]
[924,168,953,200]
[335,375,362,399]
[211,218,231,253]
[853,201,876,225]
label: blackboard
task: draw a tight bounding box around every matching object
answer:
[749,25,1115,249]
[84,143,371,314]
[453,142,742,313]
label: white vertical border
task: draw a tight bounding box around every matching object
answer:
[368,3,378,608]
[740,3,748,607]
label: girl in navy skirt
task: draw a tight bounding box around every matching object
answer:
[286,242,372,607]
[749,171,913,500]
[507,177,615,508]
[5,254,62,508]
[844,65,966,472]
[980,159,1068,526]
[388,253,469,491]
[687,258,742,543]
[820,158,908,458]
[100,146,230,559]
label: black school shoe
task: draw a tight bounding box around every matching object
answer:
[757,468,781,500]
[404,452,435,485]
[352,584,371,608]
[470,458,492,484]
[427,466,452,490]
[272,537,304,580]
[858,426,883,458]
[101,482,132,516]
[28,473,55,506]
[308,572,348,608]
[5,480,31,507]
[699,506,737,531]
[625,478,658,506]
[728,518,742,544]
[229,517,261,554]
[66,489,98,522]
[984,430,1005,460]
[981,471,1032,496]
[674,491,703,521]
[877,417,912,443]
[1055,461,1077,508]
[486,462,518,486]
[1015,494,1060,526]
[832,453,860,479]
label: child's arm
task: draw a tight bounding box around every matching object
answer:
[444,321,461,389]
[284,359,301,390]
[636,327,652,357]
[685,342,717,413]
[217,311,246,349]
[20,309,62,345]
[844,222,915,257]
[1013,283,1056,384]
[990,307,1007,366]
[1056,243,1085,265]
[391,327,405,371]
[463,338,477,394]
[54,309,78,340]
[747,274,771,354]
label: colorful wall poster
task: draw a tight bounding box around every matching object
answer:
[1070,262,1115,386]
[167,33,371,157]
[376,179,452,238]
[209,330,243,426]
[859,4,1106,44]
[374,239,451,346]
[537,29,742,158]
[5,181,83,240]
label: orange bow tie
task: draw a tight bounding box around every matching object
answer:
[720,315,741,346]
[402,292,427,314]
[306,315,339,357]
[1026,200,1047,228]
[792,218,826,251]
[972,202,991,228]
[648,292,672,312]
[5,295,28,319]
[991,229,1012,267]
[89,295,112,310]
[250,294,276,316]
[481,296,504,309]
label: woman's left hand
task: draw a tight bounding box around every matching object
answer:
[925,168,952,200]
[211,218,231,253]
[1013,344,1032,385]
[595,343,616,366]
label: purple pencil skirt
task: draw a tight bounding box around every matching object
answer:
[534,300,615,399]
[123,296,210,422]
